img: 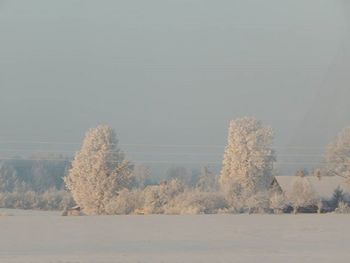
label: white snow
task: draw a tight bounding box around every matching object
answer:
[0,209,349,263]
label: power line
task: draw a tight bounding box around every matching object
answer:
[0,140,339,150]
[0,148,330,157]
[0,156,349,166]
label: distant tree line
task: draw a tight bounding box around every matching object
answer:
[1,118,350,214]
[0,156,74,210]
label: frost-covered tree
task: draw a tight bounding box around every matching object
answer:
[245,191,270,214]
[29,154,70,191]
[133,164,152,189]
[64,125,134,215]
[196,166,218,192]
[325,127,350,179]
[287,177,317,214]
[0,162,18,192]
[330,187,345,209]
[166,166,192,186]
[143,179,185,214]
[219,117,275,206]
[335,201,350,214]
[269,192,286,214]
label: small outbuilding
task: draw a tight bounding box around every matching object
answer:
[272,175,350,212]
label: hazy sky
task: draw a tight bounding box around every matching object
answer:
[0,1,349,169]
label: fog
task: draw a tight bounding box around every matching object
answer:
[0,0,349,173]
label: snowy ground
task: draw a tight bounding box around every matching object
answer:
[0,209,349,263]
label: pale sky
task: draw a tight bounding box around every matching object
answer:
[0,0,349,171]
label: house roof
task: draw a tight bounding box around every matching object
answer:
[274,175,350,200]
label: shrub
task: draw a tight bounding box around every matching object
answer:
[335,201,350,214]
[142,179,185,214]
[0,190,73,210]
[105,189,143,215]
[164,190,228,215]
[269,192,286,214]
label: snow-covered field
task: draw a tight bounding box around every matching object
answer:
[0,209,349,263]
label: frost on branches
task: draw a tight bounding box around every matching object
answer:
[325,126,350,179]
[64,125,134,215]
[219,117,276,209]
[287,176,317,214]
[142,179,185,214]
[269,192,286,214]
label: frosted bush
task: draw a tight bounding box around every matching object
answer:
[143,179,185,214]
[14,191,37,209]
[0,192,16,208]
[269,192,286,214]
[220,181,246,212]
[245,192,270,214]
[287,177,317,214]
[105,189,143,215]
[335,201,350,214]
[164,191,228,215]
[0,190,73,210]
[38,190,74,210]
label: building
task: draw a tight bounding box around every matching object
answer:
[272,175,350,212]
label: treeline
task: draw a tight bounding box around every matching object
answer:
[0,190,73,210]
[0,156,70,192]
[0,157,74,210]
[63,121,350,215]
[1,117,350,214]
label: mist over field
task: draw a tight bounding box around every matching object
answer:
[1,0,350,175]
